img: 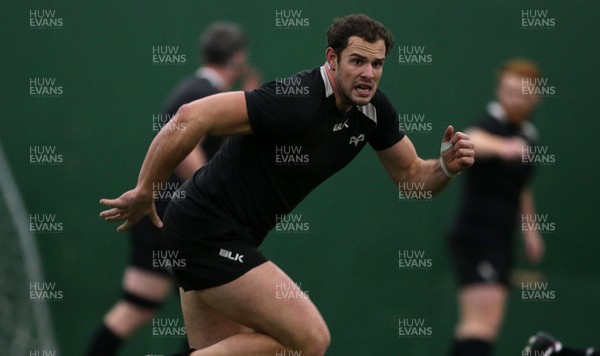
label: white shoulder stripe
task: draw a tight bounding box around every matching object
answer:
[521,121,539,141]
[319,65,334,97]
[357,103,377,125]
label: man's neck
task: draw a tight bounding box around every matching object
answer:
[324,63,353,113]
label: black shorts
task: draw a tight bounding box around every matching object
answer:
[129,200,172,277]
[448,228,514,288]
[160,197,268,291]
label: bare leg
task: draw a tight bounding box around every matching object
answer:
[180,262,330,356]
[105,267,173,338]
[455,283,508,341]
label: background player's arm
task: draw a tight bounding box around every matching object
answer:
[521,187,544,264]
[174,141,208,180]
[100,91,250,231]
[376,126,474,197]
[467,128,526,160]
[139,91,250,190]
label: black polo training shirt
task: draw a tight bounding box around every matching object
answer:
[162,73,224,163]
[184,65,404,244]
[452,102,538,237]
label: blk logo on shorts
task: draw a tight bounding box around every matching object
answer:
[219,248,244,263]
[349,134,365,146]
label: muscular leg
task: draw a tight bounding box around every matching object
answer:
[450,283,508,356]
[180,262,330,356]
[456,283,508,341]
[179,287,254,349]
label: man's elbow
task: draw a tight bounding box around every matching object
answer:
[171,103,206,134]
[174,103,194,125]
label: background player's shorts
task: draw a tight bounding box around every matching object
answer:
[160,197,268,291]
[448,228,514,288]
[128,200,172,277]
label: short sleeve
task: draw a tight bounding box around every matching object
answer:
[467,116,493,132]
[368,91,405,151]
[162,77,218,116]
[245,72,320,137]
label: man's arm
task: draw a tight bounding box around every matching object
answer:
[174,141,207,180]
[376,126,474,197]
[466,127,525,160]
[521,187,544,264]
[100,91,250,231]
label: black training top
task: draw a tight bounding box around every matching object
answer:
[162,73,225,164]
[452,102,538,237]
[152,71,226,212]
[182,65,404,244]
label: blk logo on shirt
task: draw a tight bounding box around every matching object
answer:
[333,119,349,132]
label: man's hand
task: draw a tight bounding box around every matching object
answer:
[441,125,475,176]
[99,187,162,232]
[500,137,528,161]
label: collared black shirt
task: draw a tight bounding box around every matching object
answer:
[453,103,538,236]
[182,66,405,244]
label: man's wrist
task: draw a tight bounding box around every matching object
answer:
[439,157,459,178]
[439,141,460,178]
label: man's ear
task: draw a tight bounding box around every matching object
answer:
[325,47,337,70]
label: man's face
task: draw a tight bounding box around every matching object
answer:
[497,73,540,125]
[330,36,386,108]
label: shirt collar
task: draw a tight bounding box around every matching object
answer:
[487,101,507,123]
[319,64,334,98]
[196,67,226,91]
[488,101,538,140]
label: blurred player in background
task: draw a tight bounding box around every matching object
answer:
[447,59,545,356]
[85,22,260,356]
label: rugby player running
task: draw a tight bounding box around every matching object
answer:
[100,14,474,356]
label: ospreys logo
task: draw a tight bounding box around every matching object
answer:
[349,134,365,146]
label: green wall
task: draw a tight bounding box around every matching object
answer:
[1,0,599,354]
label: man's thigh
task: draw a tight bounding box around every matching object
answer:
[187,261,328,349]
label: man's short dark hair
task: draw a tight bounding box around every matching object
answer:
[327,14,394,58]
[200,22,247,65]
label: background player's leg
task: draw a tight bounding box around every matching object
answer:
[106,267,173,336]
[182,261,330,356]
[85,267,172,356]
[451,284,507,356]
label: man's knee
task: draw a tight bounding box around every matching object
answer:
[289,322,330,356]
[105,300,159,337]
[457,320,500,341]
[308,326,331,356]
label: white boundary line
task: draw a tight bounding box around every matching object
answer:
[0,140,58,353]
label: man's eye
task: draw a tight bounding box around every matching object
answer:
[352,59,362,65]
